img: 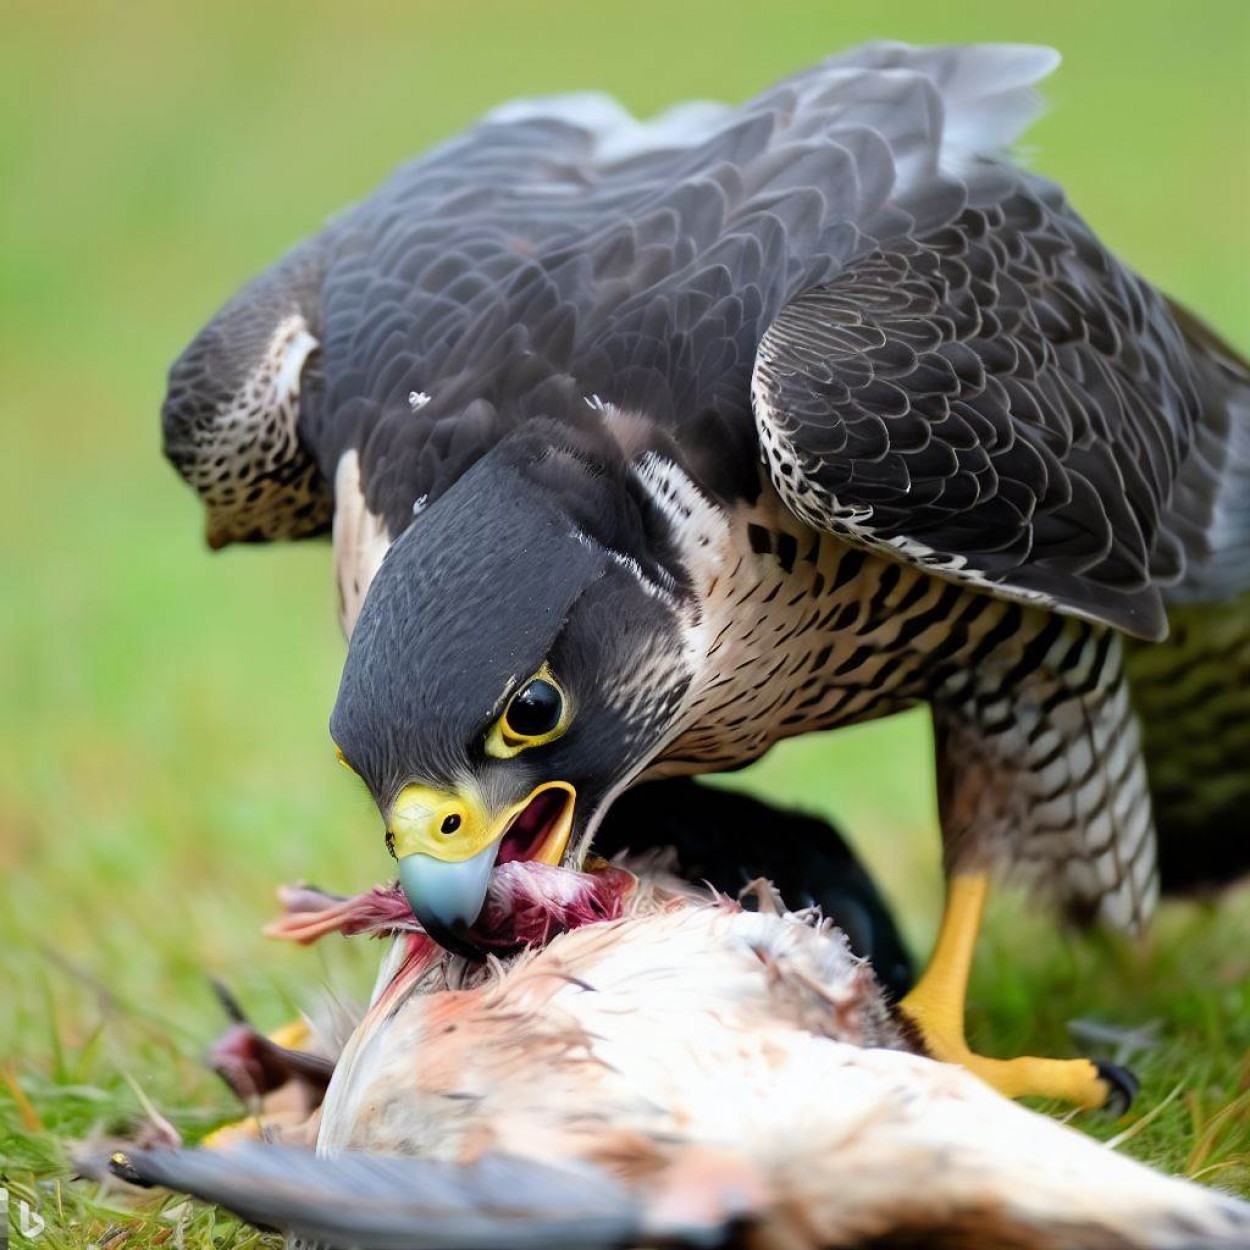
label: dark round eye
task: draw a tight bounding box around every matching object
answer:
[440,813,462,835]
[504,678,564,739]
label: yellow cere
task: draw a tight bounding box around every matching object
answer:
[387,784,496,862]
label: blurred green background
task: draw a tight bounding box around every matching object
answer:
[2,0,1248,1233]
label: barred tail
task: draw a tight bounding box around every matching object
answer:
[1131,303,1250,892]
[1128,593,1250,893]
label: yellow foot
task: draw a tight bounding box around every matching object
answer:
[266,1018,311,1051]
[899,872,1137,1113]
[201,1115,263,1150]
[898,995,1137,1110]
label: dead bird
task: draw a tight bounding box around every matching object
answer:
[114,859,1249,1249]
[202,788,915,1147]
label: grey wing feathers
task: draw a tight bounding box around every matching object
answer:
[749,46,1250,642]
[166,35,1246,612]
[753,183,1232,642]
[164,42,1068,544]
[117,1145,724,1250]
[1156,301,1250,604]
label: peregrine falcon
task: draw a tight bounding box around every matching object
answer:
[161,43,1250,1108]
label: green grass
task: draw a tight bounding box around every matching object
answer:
[2,0,1248,1243]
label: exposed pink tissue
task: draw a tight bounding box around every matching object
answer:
[265,859,634,951]
[474,859,632,949]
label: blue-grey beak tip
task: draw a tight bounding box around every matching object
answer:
[397,852,494,961]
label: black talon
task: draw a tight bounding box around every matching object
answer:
[1095,1060,1139,1116]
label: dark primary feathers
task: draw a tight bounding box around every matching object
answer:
[110,1137,1250,1250]
[596,779,914,998]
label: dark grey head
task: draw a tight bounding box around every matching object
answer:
[330,427,694,953]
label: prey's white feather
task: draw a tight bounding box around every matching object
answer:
[308,871,1248,1247]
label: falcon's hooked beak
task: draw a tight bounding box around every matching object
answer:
[387,781,577,959]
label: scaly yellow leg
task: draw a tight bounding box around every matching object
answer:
[899,873,1136,1111]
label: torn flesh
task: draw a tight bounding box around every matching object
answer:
[265,857,639,951]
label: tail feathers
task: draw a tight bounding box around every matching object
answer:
[1133,303,1250,892]
[1128,594,1250,892]
[810,42,1061,170]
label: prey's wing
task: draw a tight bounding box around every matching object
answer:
[114,1144,730,1250]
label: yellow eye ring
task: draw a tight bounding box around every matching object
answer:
[486,667,570,759]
